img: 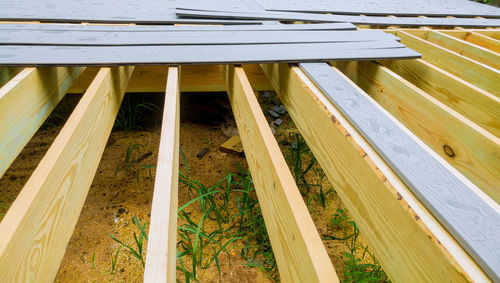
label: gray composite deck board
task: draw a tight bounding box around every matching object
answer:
[182,0,500,17]
[299,62,500,282]
[0,23,356,32]
[0,29,397,46]
[256,0,500,17]
[176,8,500,27]
[0,0,260,24]
[0,42,419,65]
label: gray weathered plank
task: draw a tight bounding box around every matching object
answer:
[176,8,500,27]
[299,62,500,282]
[181,0,500,17]
[0,22,356,31]
[0,29,397,46]
[255,0,500,17]
[0,0,259,24]
[0,41,419,65]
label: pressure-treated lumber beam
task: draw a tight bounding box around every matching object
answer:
[335,60,500,203]
[393,29,500,97]
[302,62,500,280]
[0,66,134,282]
[225,65,338,283]
[419,29,500,70]
[144,66,180,283]
[67,65,272,93]
[0,67,24,87]
[439,30,500,53]
[0,67,85,178]
[378,59,500,137]
[260,63,488,282]
[473,29,500,40]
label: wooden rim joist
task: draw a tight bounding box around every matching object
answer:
[0,25,499,283]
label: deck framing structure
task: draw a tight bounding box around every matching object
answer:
[0,23,499,282]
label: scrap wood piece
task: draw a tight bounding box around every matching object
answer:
[196,147,209,158]
[220,135,244,155]
[299,62,500,282]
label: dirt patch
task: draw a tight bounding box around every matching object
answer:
[0,91,385,282]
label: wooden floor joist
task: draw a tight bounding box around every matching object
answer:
[0,67,85,178]
[473,29,500,40]
[378,59,500,137]
[260,63,489,282]
[334,61,500,203]
[419,29,500,69]
[0,21,498,281]
[67,65,272,93]
[144,66,180,283]
[0,66,133,282]
[440,30,500,53]
[423,29,500,69]
[224,65,338,283]
[0,66,24,87]
[301,62,500,280]
[392,29,500,97]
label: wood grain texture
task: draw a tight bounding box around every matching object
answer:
[225,65,338,283]
[0,66,134,282]
[260,63,487,282]
[379,59,500,137]
[0,66,84,178]
[474,30,500,40]
[67,65,272,93]
[393,29,500,97]
[300,62,500,281]
[0,41,419,66]
[418,29,500,70]
[439,30,500,53]
[336,60,500,204]
[144,67,180,283]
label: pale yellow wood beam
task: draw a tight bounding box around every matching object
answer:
[0,66,134,282]
[438,30,500,53]
[393,29,500,97]
[378,59,500,137]
[472,29,500,40]
[144,66,180,283]
[0,67,85,178]
[421,29,500,69]
[334,60,500,204]
[260,63,488,282]
[225,65,338,283]
[67,65,273,94]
